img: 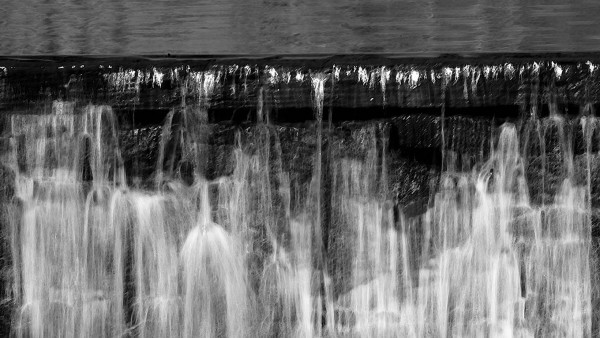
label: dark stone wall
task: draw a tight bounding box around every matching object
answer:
[4,55,600,213]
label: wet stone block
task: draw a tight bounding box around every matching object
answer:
[392,115,441,149]
[444,116,492,157]
[276,125,318,201]
[119,126,162,188]
[388,153,437,217]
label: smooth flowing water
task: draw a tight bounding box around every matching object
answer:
[1,65,597,337]
[2,0,600,54]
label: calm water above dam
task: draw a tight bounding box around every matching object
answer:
[2,0,600,54]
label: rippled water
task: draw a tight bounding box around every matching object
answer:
[1,0,600,55]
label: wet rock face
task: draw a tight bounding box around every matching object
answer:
[1,56,599,111]
[115,111,600,214]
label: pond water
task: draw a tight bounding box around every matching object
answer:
[1,0,600,55]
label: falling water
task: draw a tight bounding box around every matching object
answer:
[400,122,591,337]
[6,103,126,337]
[0,63,596,337]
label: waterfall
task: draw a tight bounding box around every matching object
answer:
[0,60,597,337]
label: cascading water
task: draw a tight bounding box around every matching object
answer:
[401,122,591,337]
[0,59,598,337]
[6,103,127,337]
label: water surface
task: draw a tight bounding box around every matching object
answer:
[1,0,600,54]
